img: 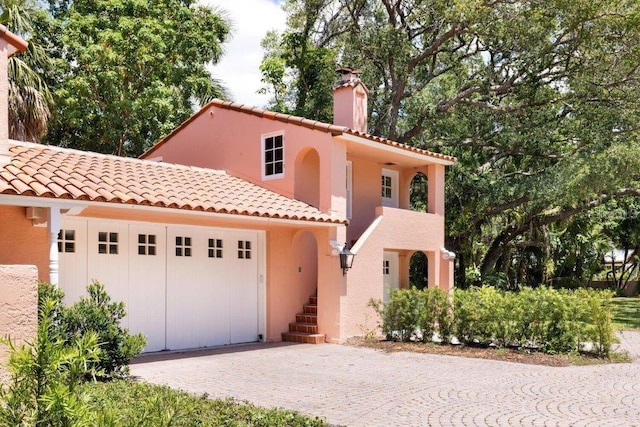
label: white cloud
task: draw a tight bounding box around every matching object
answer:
[202,0,286,108]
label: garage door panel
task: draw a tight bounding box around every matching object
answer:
[59,218,88,305]
[128,224,166,352]
[61,219,261,353]
[229,231,259,344]
[166,228,226,349]
[87,221,130,327]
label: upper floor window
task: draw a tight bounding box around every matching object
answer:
[381,168,399,208]
[262,133,284,179]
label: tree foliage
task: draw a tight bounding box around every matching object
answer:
[261,0,640,288]
[1,0,54,142]
[43,0,230,156]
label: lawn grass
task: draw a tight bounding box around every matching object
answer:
[611,296,640,330]
[82,380,325,426]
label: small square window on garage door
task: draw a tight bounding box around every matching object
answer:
[175,236,192,257]
[57,229,75,253]
[237,240,251,259]
[208,238,223,258]
[98,232,118,254]
[138,234,157,255]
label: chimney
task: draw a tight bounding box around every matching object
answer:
[332,67,369,134]
[0,25,28,165]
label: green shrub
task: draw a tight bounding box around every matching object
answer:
[373,286,616,356]
[39,282,146,378]
[0,296,101,426]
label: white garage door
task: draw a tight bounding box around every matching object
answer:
[58,218,263,352]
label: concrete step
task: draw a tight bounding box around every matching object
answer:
[281,332,325,344]
[296,313,317,323]
[302,304,317,314]
[289,322,319,334]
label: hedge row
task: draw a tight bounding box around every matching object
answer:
[371,286,615,356]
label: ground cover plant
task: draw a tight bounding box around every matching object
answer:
[371,286,616,357]
[611,297,640,330]
[82,380,325,427]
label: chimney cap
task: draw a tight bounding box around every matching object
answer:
[336,67,362,76]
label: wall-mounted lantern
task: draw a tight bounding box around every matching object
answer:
[339,243,356,275]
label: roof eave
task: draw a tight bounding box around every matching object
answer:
[336,133,456,166]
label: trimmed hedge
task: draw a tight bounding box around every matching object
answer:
[371,286,615,356]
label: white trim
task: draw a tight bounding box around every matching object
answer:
[336,133,455,165]
[257,231,267,342]
[346,161,353,219]
[381,168,399,208]
[261,130,285,181]
[0,195,345,227]
[47,207,61,285]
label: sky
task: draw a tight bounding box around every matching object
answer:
[203,0,287,108]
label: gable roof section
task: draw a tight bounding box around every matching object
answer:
[143,100,457,164]
[0,141,345,224]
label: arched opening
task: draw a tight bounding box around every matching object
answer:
[410,251,428,290]
[409,172,428,212]
[294,148,320,208]
[292,230,318,303]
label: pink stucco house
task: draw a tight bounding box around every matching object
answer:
[140,68,457,343]
[0,24,455,351]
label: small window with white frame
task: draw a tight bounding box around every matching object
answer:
[381,168,399,207]
[175,236,192,257]
[262,132,284,179]
[58,229,75,253]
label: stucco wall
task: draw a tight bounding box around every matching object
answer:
[0,265,38,383]
[143,106,337,214]
[342,207,451,339]
[0,205,49,282]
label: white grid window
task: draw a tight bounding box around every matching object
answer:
[98,232,118,254]
[238,240,252,259]
[175,236,192,257]
[263,134,284,178]
[138,234,157,256]
[381,175,392,199]
[58,229,75,253]
[383,260,390,275]
[208,238,223,258]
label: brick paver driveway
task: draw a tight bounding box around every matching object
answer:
[131,331,640,426]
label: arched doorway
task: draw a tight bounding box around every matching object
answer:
[294,148,320,208]
[410,172,428,212]
[410,251,428,290]
[292,230,318,302]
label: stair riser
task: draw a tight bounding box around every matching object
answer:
[289,324,319,334]
[309,296,318,305]
[303,305,317,314]
[296,314,317,323]
[281,333,325,344]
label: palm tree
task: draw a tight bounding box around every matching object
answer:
[1,0,52,142]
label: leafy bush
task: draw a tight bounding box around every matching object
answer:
[39,281,146,378]
[0,296,102,426]
[82,380,326,426]
[371,287,452,342]
[372,286,616,356]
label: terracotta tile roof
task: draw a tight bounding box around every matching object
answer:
[0,141,346,224]
[143,100,457,164]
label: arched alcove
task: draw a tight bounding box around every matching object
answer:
[292,230,319,301]
[294,148,320,208]
[409,172,428,212]
[410,251,428,290]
